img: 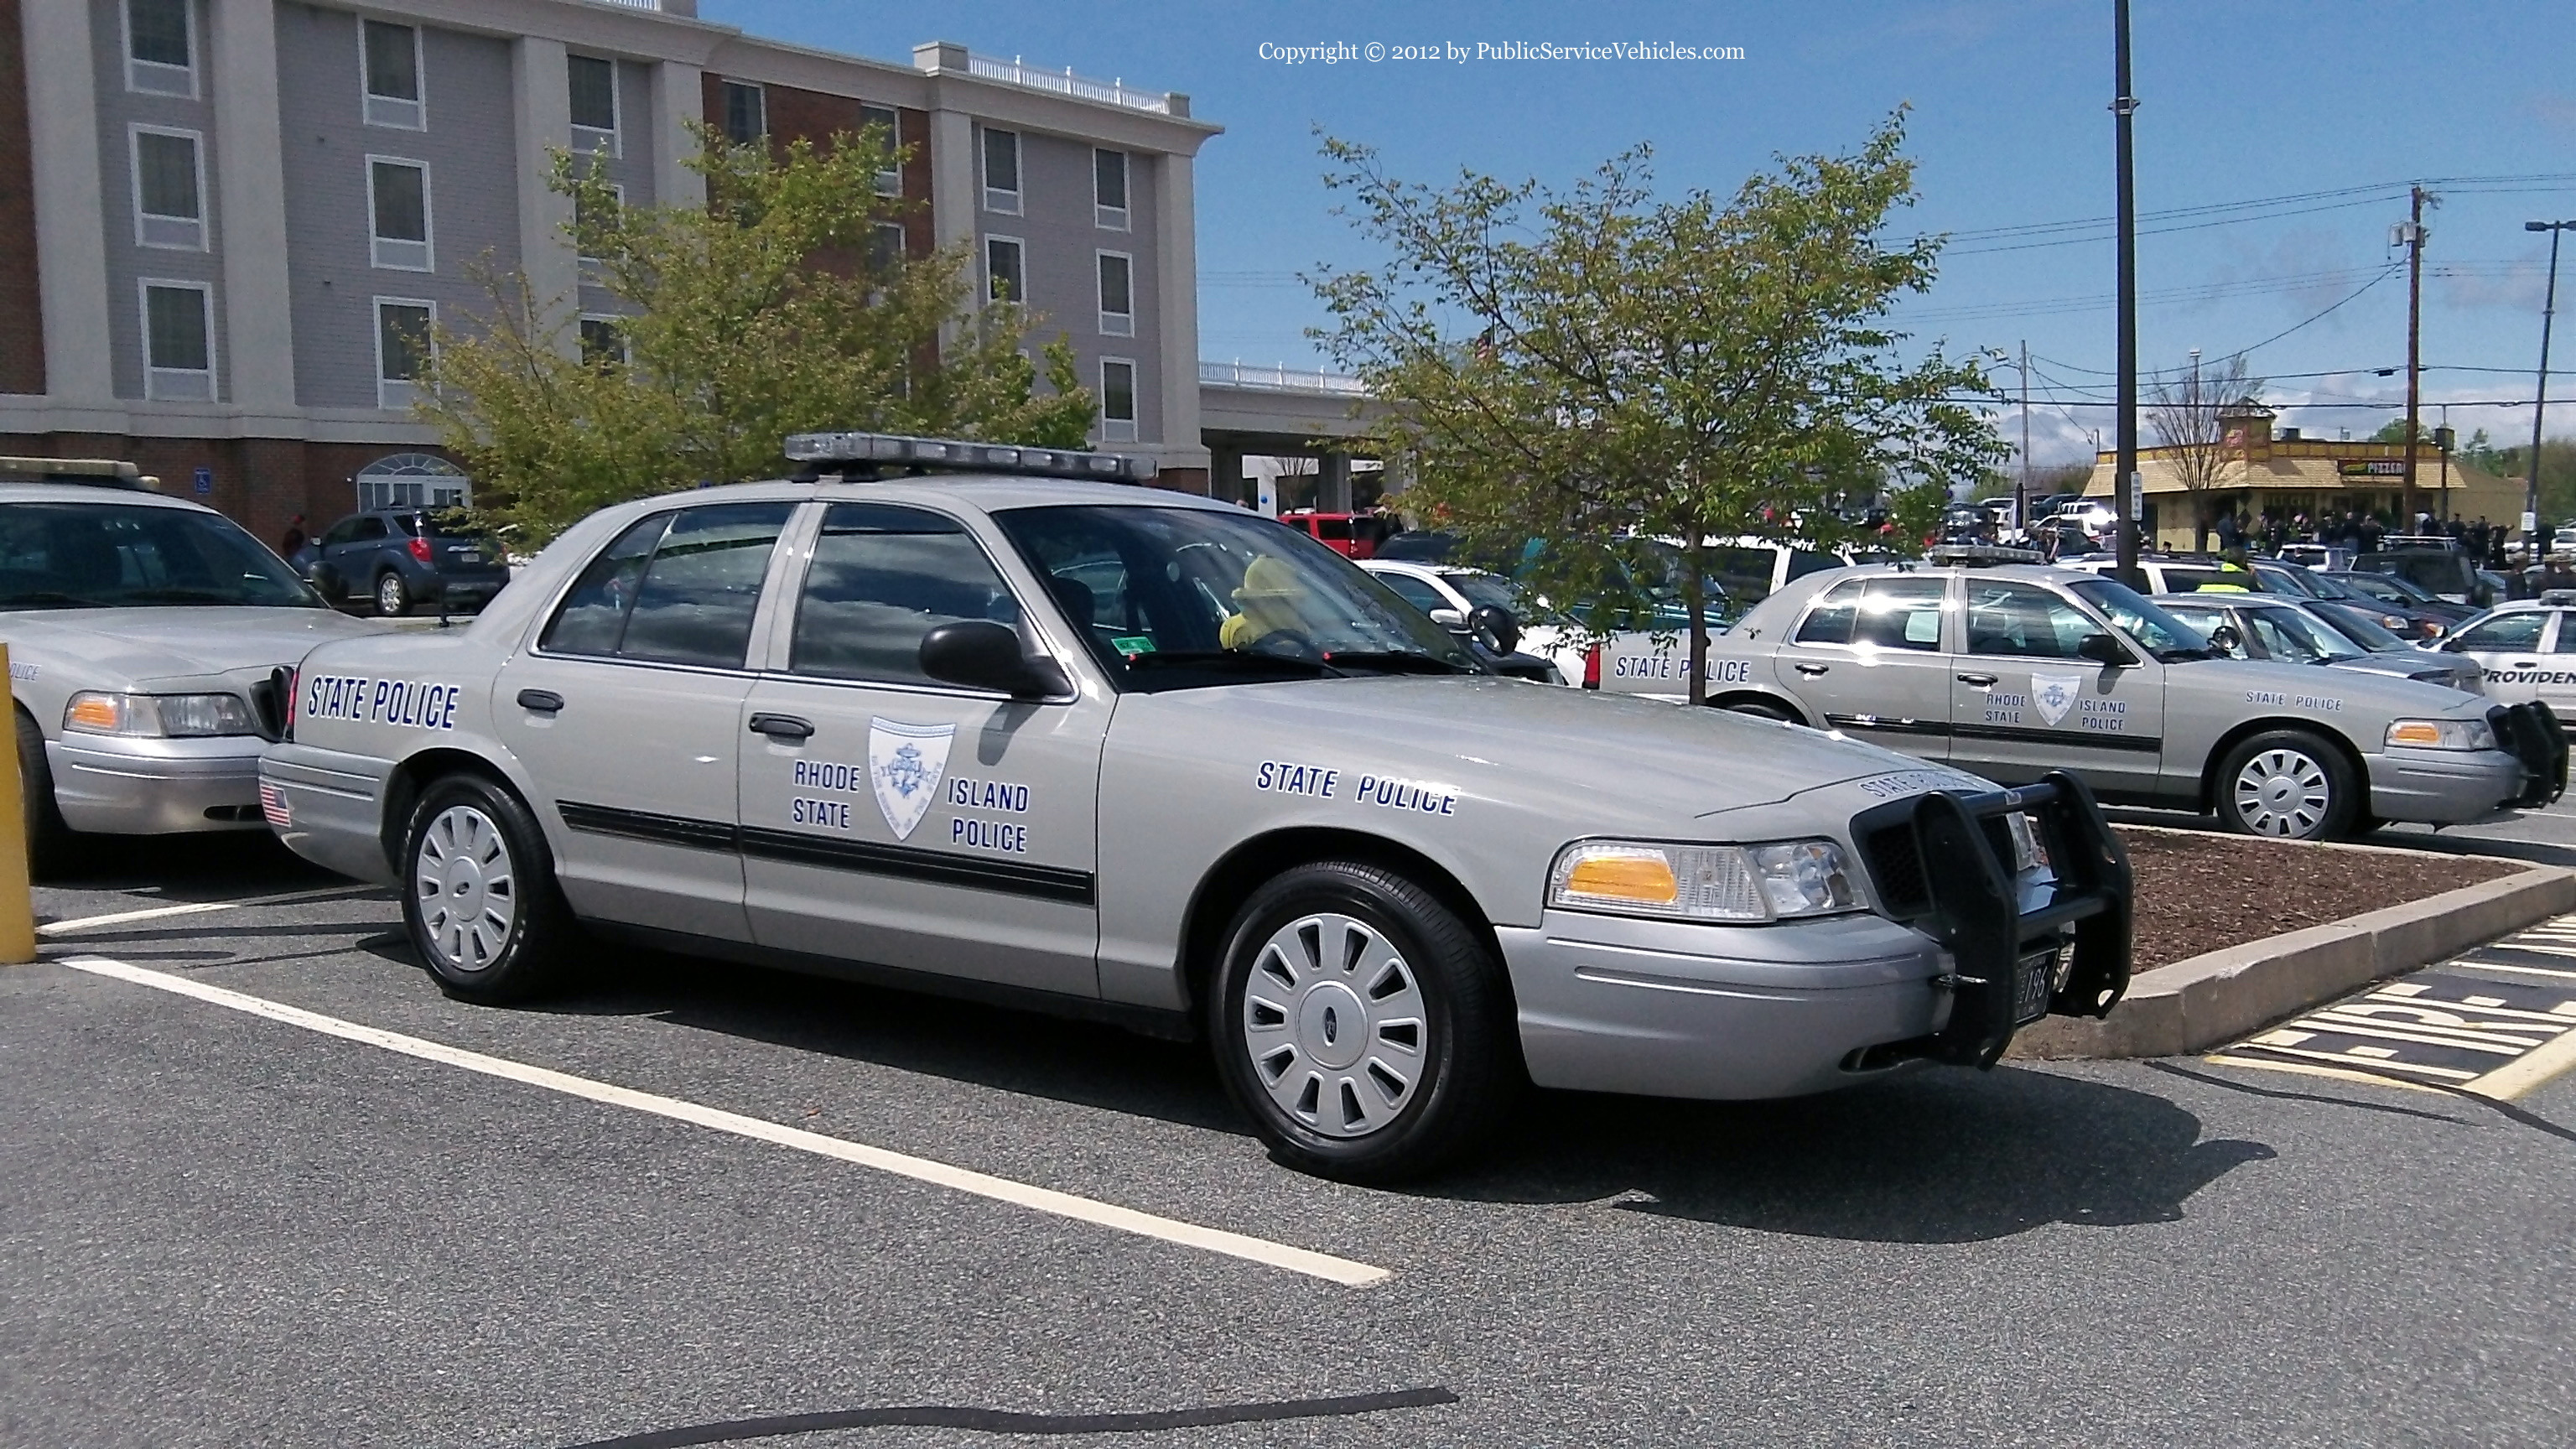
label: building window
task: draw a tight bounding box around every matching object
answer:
[574,180,623,265]
[375,298,434,410]
[984,236,1023,305]
[1094,149,1129,231]
[981,127,1020,215]
[579,316,628,370]
[130,126,205,250]
[719,80,765,144]
[361,19,425,130]
[367,158,433,271]
[568,55,618,154]
[1096,252,1133,337]
[1098,358,1136,444]
[870,222,905,274]
[861,104,901,196]
[141,281,215,401]
[124,0,195,97]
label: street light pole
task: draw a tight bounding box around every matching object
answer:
[2112,0,2141,574]
[2526,220,2571,540]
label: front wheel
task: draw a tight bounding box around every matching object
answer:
[400,775,576,1003]
[1208,860,1519,1183]
[2214,730,2360,840]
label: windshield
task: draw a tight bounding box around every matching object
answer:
[2243,605,2366,662]
[2065,577,2210,661]
[0,501,320,610]
[1439,569,1539,617]
[993,504,1480,689]
[2310,601,2407,651]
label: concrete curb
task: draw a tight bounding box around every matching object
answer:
[2009,861,2576,1060]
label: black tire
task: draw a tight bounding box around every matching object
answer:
[1719,699,1796,724]
[373,569,412,617]
[13,709,77,878]
[1206,860,1520,1183]
[2212,730,2360,840]
[399,775,576,1003]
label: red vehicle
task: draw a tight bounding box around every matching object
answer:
[1276,509,1389,559]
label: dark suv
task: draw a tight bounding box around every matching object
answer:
[296,508,509,616]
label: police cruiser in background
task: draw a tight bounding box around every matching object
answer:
[0,459,379,870]
[260,432,2134,1182]
[1591,550,2563,841]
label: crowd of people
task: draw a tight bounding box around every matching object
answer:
[2210,509,2513,570]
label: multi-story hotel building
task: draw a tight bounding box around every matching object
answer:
[0,0,1221,542]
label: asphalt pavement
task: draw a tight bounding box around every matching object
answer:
[4,829,2574,1448]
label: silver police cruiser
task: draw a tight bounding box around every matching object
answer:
[0,460,380,867]
[2433,594,2576,717]
[1595,552,2564,841]
[260,434,2133,1182]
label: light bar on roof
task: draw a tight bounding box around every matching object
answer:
[782,430,1158,483]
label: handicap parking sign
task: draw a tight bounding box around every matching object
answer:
[192,466,212,495]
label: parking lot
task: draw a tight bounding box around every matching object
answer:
[6,824,2576,1448]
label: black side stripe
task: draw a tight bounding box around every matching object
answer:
[555,800,1097,906]
[735,825,1096,906]
[1824,715,2165,755]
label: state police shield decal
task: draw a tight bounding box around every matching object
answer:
[2030,673,2080,727]
[868,718,956,840]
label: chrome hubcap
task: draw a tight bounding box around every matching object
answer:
[1241,912,1426,1139]
[413,804,517,971]
[2234,749,2330,837]
[378,576,402,611]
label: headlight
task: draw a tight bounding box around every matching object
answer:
[2003,811,2051,874]
[2423,623,2446,637]
[2386,717,2496,750]
[1546,838,1857,922]
[64,691,258,739]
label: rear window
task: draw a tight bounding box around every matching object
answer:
[407,510,490,540]
[1312,517,1354,541]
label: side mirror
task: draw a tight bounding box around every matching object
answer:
[1467,603,1521,657]
[918,621,1067,699]
[1426,606,1466,629]
[2205,624,2245,658]
[2077,631,2137,667]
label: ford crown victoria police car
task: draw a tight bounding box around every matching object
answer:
[0,476,379,869]
[260,434,2135,1182]
[1594,560,2563,840]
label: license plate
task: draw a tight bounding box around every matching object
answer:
[2012,949,2055,1024]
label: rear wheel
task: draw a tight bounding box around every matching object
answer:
[1718,699,1796,724]
[374,569,411,617]
[400,775,576,1003]
[2214,730,2360,840]
[1208,860,1519,1183]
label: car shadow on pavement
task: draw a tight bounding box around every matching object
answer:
[37,831,349,897]
[1423,1068,2277,1244]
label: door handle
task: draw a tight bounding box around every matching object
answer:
[515,688,564,714]
[749,713,815,741]
[1793,662,1830,676]
[2511,661,2540,670]
[1956,673,1998,687]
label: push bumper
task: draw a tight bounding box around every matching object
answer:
[257,742,399,886]
[50,734,273,834]
[1504,771,2133,1098]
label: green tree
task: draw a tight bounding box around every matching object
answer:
[1311,113,2001,704]
[421,125,1094,543]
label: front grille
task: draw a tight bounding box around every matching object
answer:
[1862,823,1931,917]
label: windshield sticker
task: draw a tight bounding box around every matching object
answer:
[1255,761,1338,797]
[2031,674,2080,726]
[869,718,955,840]
[303,673,460,730]
[1110,636,1156,655]
[1353,773,1458,816]
[2243,690,2346,711]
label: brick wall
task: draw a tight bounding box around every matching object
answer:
[0,0,45,395]
[0,432,463,553]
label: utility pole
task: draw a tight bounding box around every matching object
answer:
[2400,186,2428,529]
[2018,340,2032,538]
[2526,219,2572,540]
[2111,0,2141,575]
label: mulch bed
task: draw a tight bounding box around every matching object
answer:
[2116,827,2521,970]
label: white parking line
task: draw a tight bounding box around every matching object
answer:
[38,885,382,937]
[57,955,1389,1289]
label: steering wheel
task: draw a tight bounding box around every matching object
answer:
[1244,628,1323,662]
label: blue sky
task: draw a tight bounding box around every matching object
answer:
[704,1,2576,465]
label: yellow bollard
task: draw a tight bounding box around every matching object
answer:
[0,644,33,962]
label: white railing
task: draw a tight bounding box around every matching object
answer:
[1200,360,1371,396]
[590,0,693,12]
[968,53,1171,114]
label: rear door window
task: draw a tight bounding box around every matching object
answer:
[540,502,793,668]
[1851,577,1949,651]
